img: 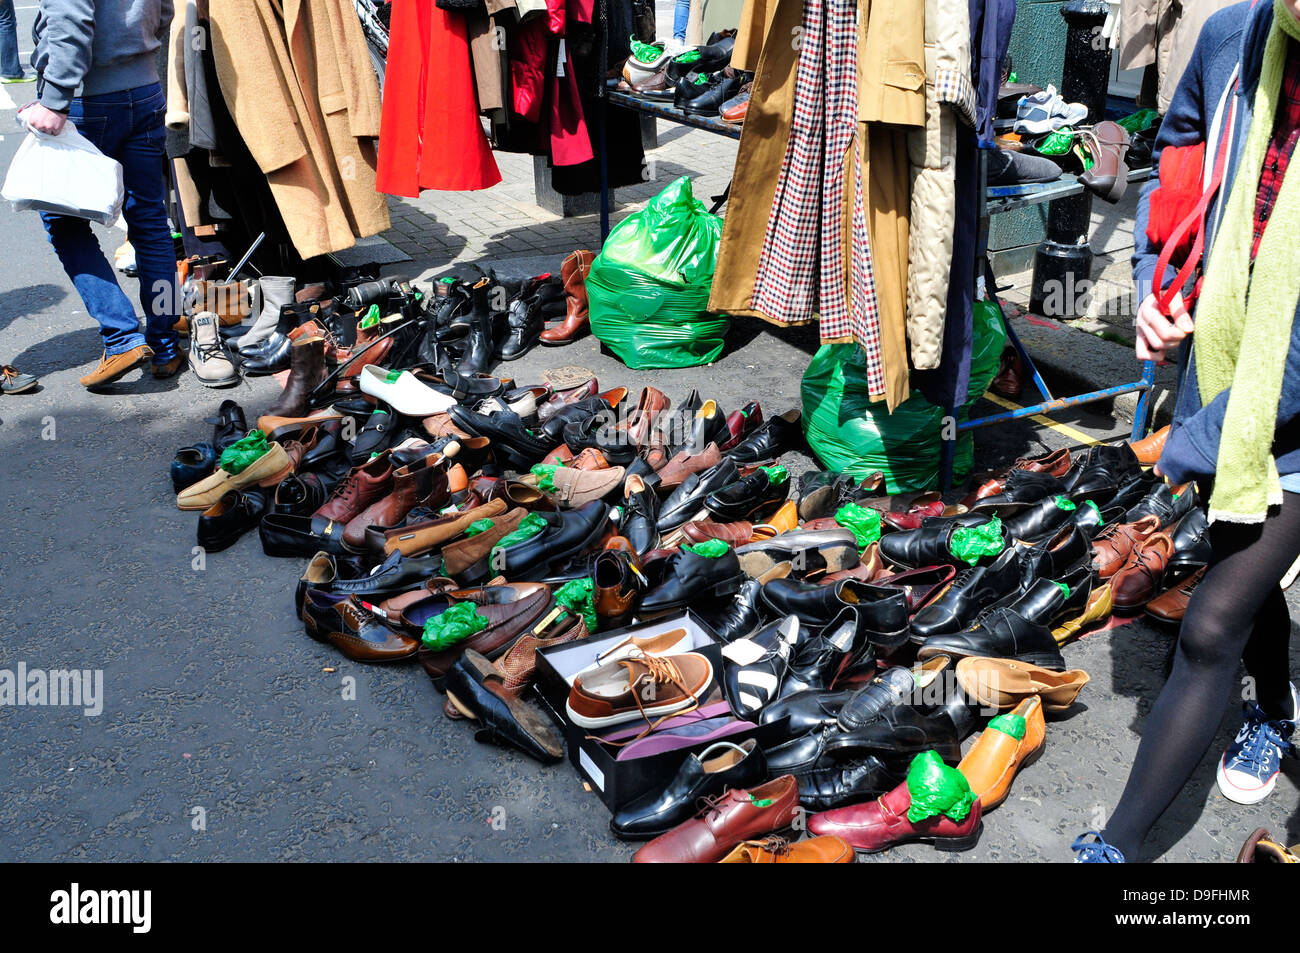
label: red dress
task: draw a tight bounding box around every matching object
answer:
[377,0,501,195]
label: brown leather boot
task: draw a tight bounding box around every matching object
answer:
[342,454,449,549]
[540,249,595,345]
[265,336,326,418]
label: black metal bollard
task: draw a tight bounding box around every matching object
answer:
[1029,0,1114,318]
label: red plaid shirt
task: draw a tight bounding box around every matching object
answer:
[1253,39,1300,258]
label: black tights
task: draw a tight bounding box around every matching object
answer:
[1101,492,1300,860]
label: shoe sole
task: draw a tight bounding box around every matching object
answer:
[83,348,154,390]
[851,820,984,855]
[737,544,857,579]
[1216,757,1279,805]
[565,694,702,730]
[1,381,38,394]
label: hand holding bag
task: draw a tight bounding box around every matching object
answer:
[1,110,125,225]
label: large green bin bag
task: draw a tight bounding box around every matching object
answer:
[587,176,729,369]
[801,300,1007,492]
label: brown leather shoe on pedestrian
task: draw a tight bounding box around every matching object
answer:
[151,354,185,378]
[1110,530,1174,610]
[540,249,595,345]
[80,345,154,389]
[1129,425,1170,467]
[1091,515,1160,579]
[634,775,801,863]
[1145,565,1205,624]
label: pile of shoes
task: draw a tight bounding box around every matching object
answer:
[617,31,751,121]
[168,276,1204,859]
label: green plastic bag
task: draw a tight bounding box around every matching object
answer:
[587,176,729,369]
[950,516,1004,566]
[530,463,566,492]
[219,430,269,475]
[422,603,488,651]
[834,503,882,549]
[683,539,730,558]
[801,299,1006,492]
[905,750,977,824]
[492,513,548,555]
[988,713,1026,740]
[554,578,597,632]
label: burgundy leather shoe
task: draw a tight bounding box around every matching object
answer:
[808,776,983,854]
[633,775,800,863]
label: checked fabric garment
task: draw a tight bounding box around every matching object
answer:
[749,0,885,397]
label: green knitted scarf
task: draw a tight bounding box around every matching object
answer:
[1192,0,1300,523]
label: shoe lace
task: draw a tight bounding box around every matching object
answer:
[745,835,792,856]
[592,654,700,746]
[1071,831,1124,863]
[1235,704,1297,768]
[325,471,361,503]
[194,333,227,365]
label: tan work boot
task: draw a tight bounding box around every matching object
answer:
[80,345,154,389]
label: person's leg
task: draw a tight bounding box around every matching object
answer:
[1097,494,1300,860]
[40,93,148,357]
[116,84,180,365]
[1242,585,1297,720]
[0,0,24,79]
[673,0,690,42]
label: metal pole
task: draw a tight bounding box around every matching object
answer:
[1029,0,1113,318]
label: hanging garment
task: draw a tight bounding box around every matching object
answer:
[208,0,391,259]
[1119,0,1235,113]
[970,0,1015,145]
[733,0,777,71]
[378,0,502,195]
[905,0,974,370]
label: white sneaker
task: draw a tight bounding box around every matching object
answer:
[358,365,457,416]
[188,313,240,388]
[1014,84,1088,135]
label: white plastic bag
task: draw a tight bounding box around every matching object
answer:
[2,113,124,225]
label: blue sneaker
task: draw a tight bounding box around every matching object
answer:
[1216,684,1297,805]
[1072,831,1125,863]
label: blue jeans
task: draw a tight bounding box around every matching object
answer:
[673,0,689,42]
[41,82,179,363]
[0,0,23,79]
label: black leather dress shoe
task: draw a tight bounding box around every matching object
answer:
[197,489,268,552]
[639,544,743,614]
[1169,507,1211,570]
[207,399,248,453]
[697,578,764,642]
[724,616,801,716]
[1106,468,1159,513]
[657,459,740,531]
[172,442,217,493]
[704,466,789,521]
[1125,480,1197,527]
[497,278,559,362]
[909,547,1022,643]
[778,606,863,699]
[726,409,802,466]
[1062,443,1142,503]
[300,418,348,471]
[1000,494,1077,542]
[295,551,367,618]
[665,32,736,82]
[760,688,856,741]
[762,578,908,649]
[797,756,904,813]
[350,407,400,465]
[836,658,955,731]
[823,690,977,768]
[1005,566,1092,628]
[562,415,638,465]
[765,724,842,777]
[735,528,860,577]
[878,516,998,570]
[450,406,556,472]
[324,549,447,599]
[495,501,612,579]
[621,475,660,555]
[677,72,742,116]
[972,469,1065,510]
[260,512,351,558]
[1018,523,1091,587]
[539,395,620,443]
[444,650,564,764]
[611,738,766,840]
[272,472,331,517]
[919,604,1068,670]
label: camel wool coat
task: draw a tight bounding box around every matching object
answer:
[207,0,390,260]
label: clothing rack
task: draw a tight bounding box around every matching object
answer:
[593,95,1158,490]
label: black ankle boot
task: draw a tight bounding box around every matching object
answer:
[498,292,544,361]
[241,301,315,375]
[457,278,495,376]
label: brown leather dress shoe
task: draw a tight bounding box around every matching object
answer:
[718,834,854,863]
[80,345,154,389]
[1129,425,1170,467]
[1091,515,1160,579]
[1012,447,1072,477]
[656,442,722,490]
[1110,531,1174,611]
[633,776,801,863]
[1145,565,1205,624]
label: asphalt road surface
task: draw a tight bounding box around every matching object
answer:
[0,45,1297,860]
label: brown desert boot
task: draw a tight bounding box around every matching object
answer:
[80,345,154,389]
[1129,425,1170,467]
[634,775,801,863]
[1145,565,1205,624]
[957,696,1046,811]
[540,249,595,345]
[718,835,854,863]
[955,657,1090,714]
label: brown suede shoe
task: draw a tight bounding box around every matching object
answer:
[80,345,154,389]
[151,354,185,378]
[656,441,722,490]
